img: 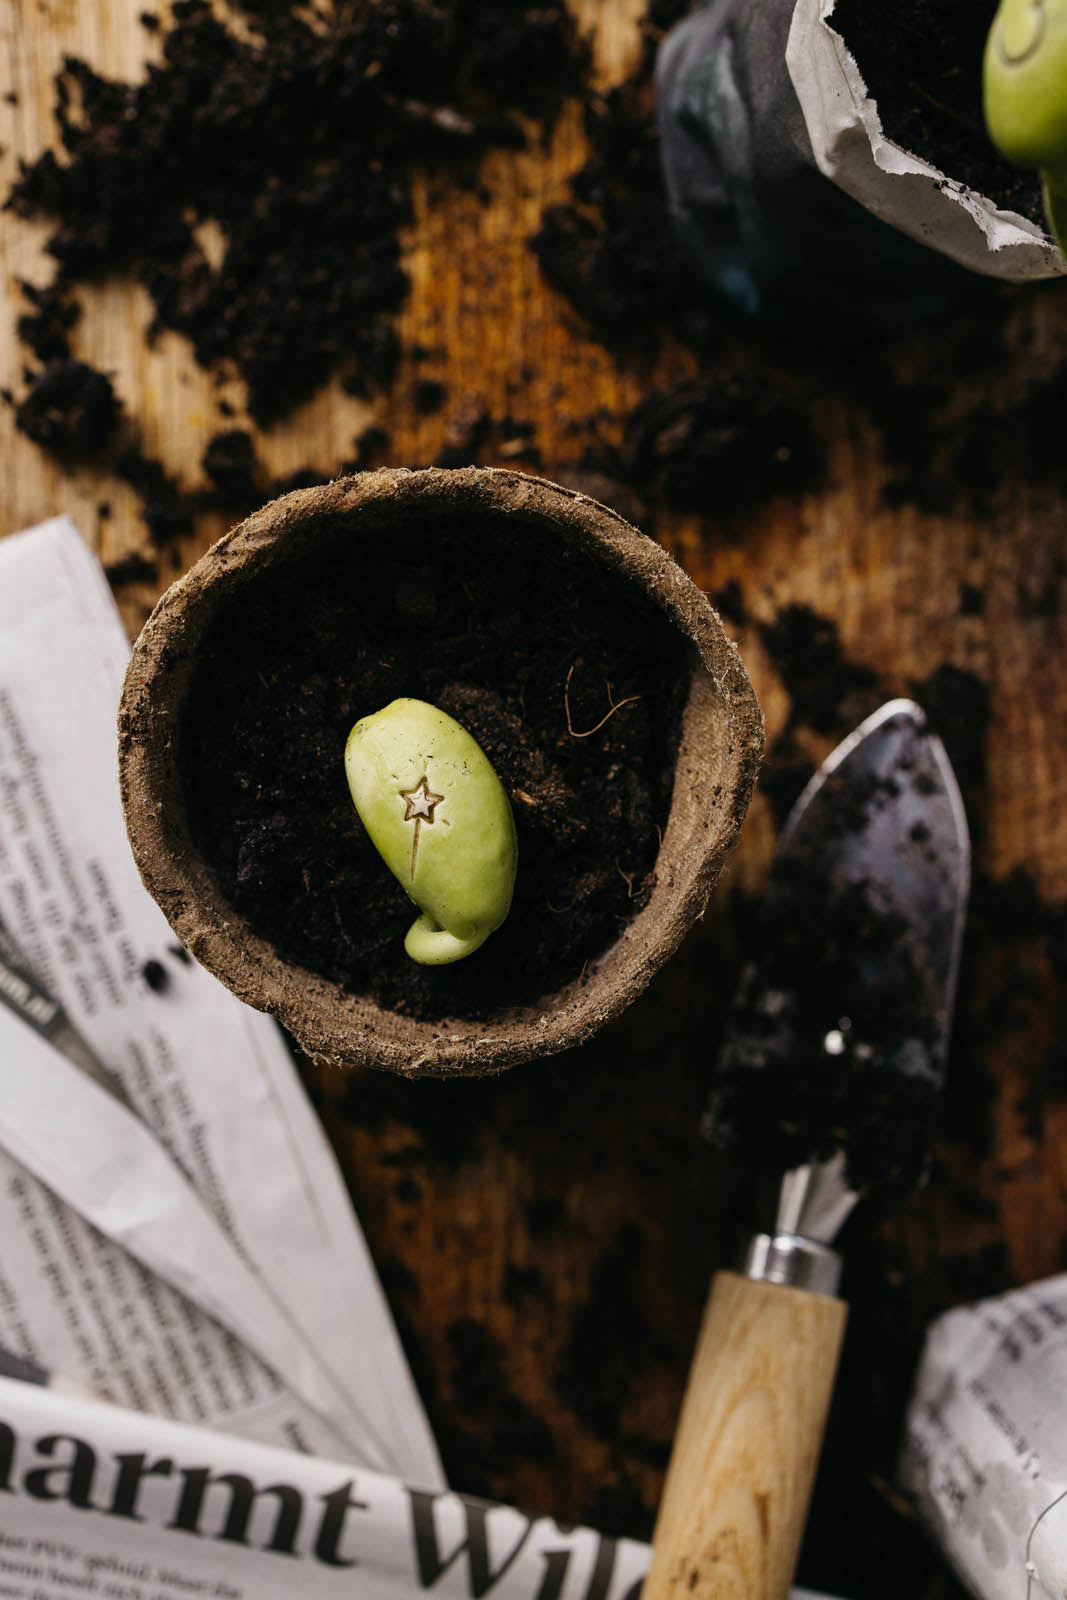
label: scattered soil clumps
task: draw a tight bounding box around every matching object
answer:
[756,604,884,826]
[7,0,587,425]
[531,67,694,337]
[6,0,830,551]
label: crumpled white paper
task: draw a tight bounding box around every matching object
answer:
[0,516,443,1488]
[786,0,1067,281]
[901,1274,1067,1600]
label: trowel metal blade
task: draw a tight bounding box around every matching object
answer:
[705,698,970,1196]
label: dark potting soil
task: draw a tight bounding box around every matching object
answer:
[530,0,713,344]
[852,332,1067,517]
[180,515,690,1021]
[833,0,1045,226]
[529,31,830,526]
[16,280,81,362]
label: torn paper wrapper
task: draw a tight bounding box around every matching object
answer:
[901,1274,1067,1600]
[786,0,1067,281]
[0,515,443,1490]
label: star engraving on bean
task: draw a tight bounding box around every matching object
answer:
[402,776,444,824]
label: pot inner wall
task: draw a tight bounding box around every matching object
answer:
[178,510,692,1021]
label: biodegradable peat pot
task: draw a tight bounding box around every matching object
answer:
[118,467,763,1076]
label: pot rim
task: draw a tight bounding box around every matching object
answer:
[118,465,763,1075]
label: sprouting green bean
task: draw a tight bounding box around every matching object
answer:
[345,698,518,965]
[985,0,1067,251]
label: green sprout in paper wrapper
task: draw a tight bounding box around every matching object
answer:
[985,0,1067,252]
[345,698,518,966]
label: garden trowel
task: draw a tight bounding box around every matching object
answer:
[642,699,970,1600]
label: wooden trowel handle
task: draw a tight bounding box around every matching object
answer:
[642,1269,847,1600]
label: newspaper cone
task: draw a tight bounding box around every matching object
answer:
[118,467,763,1077]
[787,0,1066,280]
[656,0,1065,340]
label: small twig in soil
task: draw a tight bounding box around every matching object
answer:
[616,863,638,898]
[563,662,640,738]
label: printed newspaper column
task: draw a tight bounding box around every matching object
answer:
[0,516,443,1487]
[0,995,398,1464]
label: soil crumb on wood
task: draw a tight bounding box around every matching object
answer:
[14,358,120,458]
[7,0,829,561]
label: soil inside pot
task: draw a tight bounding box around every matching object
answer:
[179,510,691,1021]
[833,0,1046,226]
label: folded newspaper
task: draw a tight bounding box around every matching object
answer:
[0,1372,648,1600]
[0,516,442,1483]
[0,1370,847,1600]
[902,1274,1067,1600]
[0,515,841,1600]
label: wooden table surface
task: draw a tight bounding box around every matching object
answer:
[4,3,1067,1596]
